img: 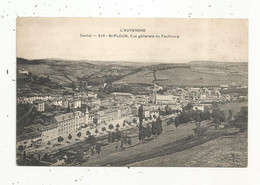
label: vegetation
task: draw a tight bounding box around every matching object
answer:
[138,105,144,141]
[231,106,248,132]
[86,130,91,136]
[108,124,114,130]
[77,132,82,138]
[212,108,226,130]
[87,135,97,146]
[102,127,106,132]
[58,136,64,143]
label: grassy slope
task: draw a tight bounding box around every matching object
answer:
[80,119,247,167]
[128,132,247,167]
[156,68,244,86]
[116,66,247,86]
[18,58,248,87]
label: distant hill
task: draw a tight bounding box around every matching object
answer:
[114,61,248,86]
[17,58,139,86]
[189,60,248,66]
[17,58,248,87]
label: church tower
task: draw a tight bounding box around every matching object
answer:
[85,107,89,125]
[153,83,157,104]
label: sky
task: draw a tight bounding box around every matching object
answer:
[17,18,248,63]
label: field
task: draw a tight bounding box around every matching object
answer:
[79,119,246,167]
[129,131,247,167]
[113,68,154,85]
[18,58,248,87]
[114,62,248,86]
[17,58,136,86]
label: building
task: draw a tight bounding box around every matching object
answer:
[50,99,63,106]
[156,94,178,105]
[143,105,159,118]
[220,85,230,90]
[18,68,29,75]
[69,99,81,109]
[17,131,42,149]
[40,124,59,143]
[54,111,86,137]
[111,92,134,99]
[93,108,121,125]
[88,92,97,98]
[34,101,45,112]
[62,98,69,108]
[193,104,204,112]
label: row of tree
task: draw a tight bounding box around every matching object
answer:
[138,105,163,142]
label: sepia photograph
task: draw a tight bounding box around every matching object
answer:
[16,18,248,167]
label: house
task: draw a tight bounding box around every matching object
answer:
[40,124,59,143]
[143,105,159,118]
[93,108,121,125]
[17,131,42,149]
[156,94,178,105]
[88,92,97,98]
[69,99,81,108]
[18,68,29,75]
[193,104,204,112]
[220,85,230,90]
[34,101,45,112]
[54,111,86,137]
[50,99,63,106]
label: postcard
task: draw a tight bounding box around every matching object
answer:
[16,18,248,167]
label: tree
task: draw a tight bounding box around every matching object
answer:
[212,108,226,123]
[116,130,122,140]
[77,132,82,138]
[18,145,24,152]
[174,116,180,130]
[145,124,152,138]
[212,108,226,130]
[228,110,233,121]
[234,106,248,132]
[108,124,114,130]
[167,119,172,126]
[138,105,144,142]
[87,135,97,146]
[213,118,220,130]
[95,129,99,134]
[102,127,106,132]
[58,136,64,143]
[111,132,117,142]
[86,130,91,136]
[68,134,72,140]
[95,144,102,155]
[116,123,120,128]
[185,103,193,111]
[194,122,202,139]
[108,132,112,143]
[195,109,201,123]
[151,122,157,136]
[202,106,211,120]
[127,138,132,145]
[156,117,163,136]
[138,126,145,141]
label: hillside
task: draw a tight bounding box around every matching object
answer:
[128,132,247,167]
[17,58,248,87]
[114,62,248,86]
[17,58,138,86]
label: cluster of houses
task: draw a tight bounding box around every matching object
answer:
[16,83,247,151]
